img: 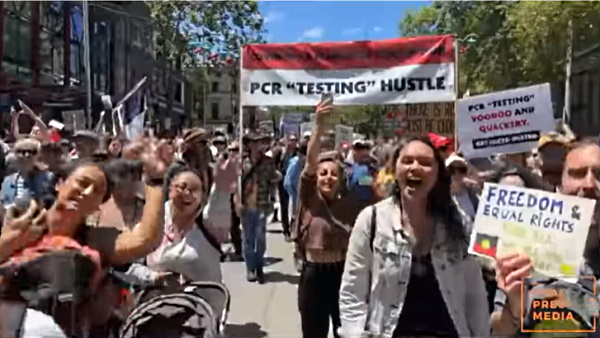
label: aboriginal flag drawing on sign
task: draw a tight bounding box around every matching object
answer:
[472,233,499,258]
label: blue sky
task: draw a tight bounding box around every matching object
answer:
[258,1,430,43]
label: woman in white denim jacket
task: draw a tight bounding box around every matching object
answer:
[339,136,490,338]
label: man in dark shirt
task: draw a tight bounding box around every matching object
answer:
[273,135,298,241]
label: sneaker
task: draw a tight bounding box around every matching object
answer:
[256,267,265,284]
[283,233,292,243]
[246,269,257,282]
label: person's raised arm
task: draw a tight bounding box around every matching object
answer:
[106,139,167,266]
[305,100,333,176]
[20,101,50,142]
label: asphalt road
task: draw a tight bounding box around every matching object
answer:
[222,221,302,338]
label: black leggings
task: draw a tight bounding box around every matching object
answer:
[298,261,344,338]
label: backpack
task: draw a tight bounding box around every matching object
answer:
[0,251,98,337]
[345,162,377,203]
[519,277,600,337]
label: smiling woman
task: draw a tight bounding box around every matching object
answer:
[339,136,490,337]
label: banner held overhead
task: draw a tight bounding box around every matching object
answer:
[241,35,456,106]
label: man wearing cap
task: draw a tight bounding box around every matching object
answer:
[240,132,281,283]
[1,138,53,210]
[538,131,569,189]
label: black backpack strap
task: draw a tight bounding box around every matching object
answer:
[196,214,225,261]
[0,301,27,338]
[369,205,377,251]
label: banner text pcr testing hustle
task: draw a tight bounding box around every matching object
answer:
[241,35,456,106]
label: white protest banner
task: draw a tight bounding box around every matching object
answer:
[300,122,314,136]
[334,125,353,148]
[241,35,456,106]
[469,183,596,278]
[457,83,554,158]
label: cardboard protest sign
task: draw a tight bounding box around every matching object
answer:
[300,122,314,137]
[469,183,596,278]
[334,125,353,148]
[457,83,554,158]
[258,120,274,134]
[384,102,454,137]
[280,112,304,136]
[241,35,456,106]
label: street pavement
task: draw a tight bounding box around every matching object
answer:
[222,220,302,338]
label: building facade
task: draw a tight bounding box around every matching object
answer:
[0,1,190,135]
[201,66,238,130]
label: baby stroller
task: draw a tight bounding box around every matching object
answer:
[120,279,230,338]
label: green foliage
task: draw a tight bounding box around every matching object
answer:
[148,1,265,66]
[398,1,600,94]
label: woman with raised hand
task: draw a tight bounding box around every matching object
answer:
[339,136,490,338]
[295,97,375,338]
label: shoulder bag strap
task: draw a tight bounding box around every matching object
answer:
[365,205,377,332]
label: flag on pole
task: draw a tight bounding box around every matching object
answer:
[124,91,147,140]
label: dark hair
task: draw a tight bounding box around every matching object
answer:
[298,140,308,156]
[391,136,467,245]
[54,160,113,203]
[165,164,205,193]
[487,159,553,192]
[41,142,62,154]
[567,137,599,153]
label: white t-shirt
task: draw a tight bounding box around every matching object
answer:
[147,202,222,283]
[22,309,67,338]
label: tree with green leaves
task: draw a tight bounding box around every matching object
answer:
[398,1,600,94]
[148,1,265,127]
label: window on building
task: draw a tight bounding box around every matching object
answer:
[211,82,219,92]
[70,4,84,84]
[4,1,33,82]
[211,102,219,120]
[39,1,65,85]
[174,81,184,103]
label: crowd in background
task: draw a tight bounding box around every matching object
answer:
[0,99,598,338]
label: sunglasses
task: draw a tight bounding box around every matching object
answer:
[16,149,38,157]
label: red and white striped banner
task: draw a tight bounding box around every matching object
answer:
[240,35,456,106]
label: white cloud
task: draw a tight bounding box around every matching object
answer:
[373,26,383,33]
[301,26,325,40]
[263,11,284,24]
[342,27,363,36]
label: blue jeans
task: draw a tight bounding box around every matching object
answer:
[241,209,267,271]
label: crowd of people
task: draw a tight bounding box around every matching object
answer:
[0,97,598,338]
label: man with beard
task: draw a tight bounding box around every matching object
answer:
[1,138,53,211]
[240,132,281,283]
[491,138,600,335]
